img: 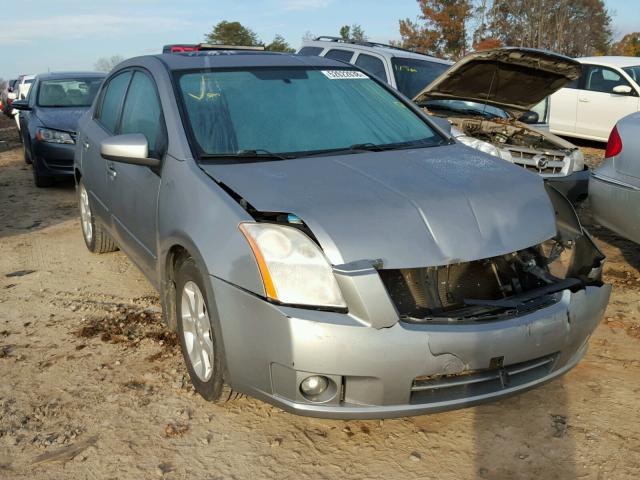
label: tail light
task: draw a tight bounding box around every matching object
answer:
[605,125,623,158]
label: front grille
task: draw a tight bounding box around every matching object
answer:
[507,147,568,175]
[410,353,558,405]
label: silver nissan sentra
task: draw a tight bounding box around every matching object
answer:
[74,48,611,419]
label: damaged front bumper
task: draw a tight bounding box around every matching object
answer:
[213,276,610,419]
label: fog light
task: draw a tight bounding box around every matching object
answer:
[300,375,328,397]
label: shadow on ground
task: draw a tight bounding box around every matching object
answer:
[0,146,77,240]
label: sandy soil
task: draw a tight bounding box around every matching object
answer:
[1,131,639,480]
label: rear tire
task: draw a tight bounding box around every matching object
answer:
[175,257,226,402]
[78,180,118,253]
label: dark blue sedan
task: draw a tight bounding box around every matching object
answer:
[13,72,105,187]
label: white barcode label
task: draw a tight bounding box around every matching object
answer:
[321,70,369,80]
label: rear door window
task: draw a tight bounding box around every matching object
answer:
[324,49,354,63]
[355,53,388,83]
[97,71,132,133]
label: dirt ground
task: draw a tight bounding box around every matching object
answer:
[1,122,639,480]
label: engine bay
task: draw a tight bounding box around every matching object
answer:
[447,116,566,152]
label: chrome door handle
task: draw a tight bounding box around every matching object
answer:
[83,141,91,150]
[578,97,589,103]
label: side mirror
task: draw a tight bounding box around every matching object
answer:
[613,85,632,95]
[100,133,160,167]
[518,110,540,124]
[11,99,30,111]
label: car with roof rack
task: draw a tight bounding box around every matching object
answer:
[74,47,609,419]
[298,36,451,99]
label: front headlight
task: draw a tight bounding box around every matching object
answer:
[36,128,74,144]
[570,149,585,172]
[239,222,346,309]
[455,134,502,159]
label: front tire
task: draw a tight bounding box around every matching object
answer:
[78,180,118,253]
[32,157,53,188]
[22,141,32,164]
[175,257,225,401]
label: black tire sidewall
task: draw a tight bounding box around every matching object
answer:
[32,155,53,187]
[23,141,31,164]
[175,258,224,401]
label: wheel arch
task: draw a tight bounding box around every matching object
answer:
[160,237,231,381]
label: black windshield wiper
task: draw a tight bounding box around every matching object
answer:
[199,149,295,163]
[297,140,442,158]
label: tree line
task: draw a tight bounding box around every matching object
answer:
[398,0,637,60]
[203,21,369,51]
[204,3,637,61]
[94,4,638,71]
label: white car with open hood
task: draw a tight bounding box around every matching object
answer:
[413,48,589,203]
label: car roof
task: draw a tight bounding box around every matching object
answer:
[577,56,640,68]
[301,38,452,65]
[36,71,105,80]
[152,50,359,71]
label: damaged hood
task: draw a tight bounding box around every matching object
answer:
[34,106,90,133]
[413,47,582,117]
[202,145,557,269]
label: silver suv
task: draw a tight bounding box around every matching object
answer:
[298,36,451,99]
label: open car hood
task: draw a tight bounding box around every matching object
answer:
[202,145,557,269]
[413,48,582,117]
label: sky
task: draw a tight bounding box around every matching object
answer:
[1,0,637,79]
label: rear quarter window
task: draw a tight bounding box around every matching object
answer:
[324,49,354,63]
[298,46,323,56]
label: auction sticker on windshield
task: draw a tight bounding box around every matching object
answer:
[321,70,369,80]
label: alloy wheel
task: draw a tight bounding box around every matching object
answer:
[79,184,93,244]
[181,281,214,382]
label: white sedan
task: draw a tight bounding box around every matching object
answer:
[549,56,640,142]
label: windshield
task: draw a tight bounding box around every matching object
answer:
[37,77,103,107]
[424,99,509,119]
[622,65,640,84]
[176,68,442,157]
[391,57,450,99]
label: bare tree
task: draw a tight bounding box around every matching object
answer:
[94,55,125,73]
[302,31,316,42]
[485,0,611,56]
